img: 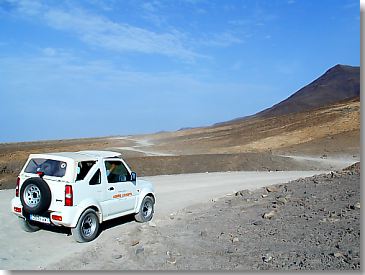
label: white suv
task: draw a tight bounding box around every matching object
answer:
[11,151,155,242]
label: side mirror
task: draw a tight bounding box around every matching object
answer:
[131,172,137,181]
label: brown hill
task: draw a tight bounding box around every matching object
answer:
[256,64,360,117]
[218,64,360,126]
[144,97,360,155]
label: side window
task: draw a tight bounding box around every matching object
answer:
[76,161,96,181]
[105,161,130,183]
[89,169,101,185]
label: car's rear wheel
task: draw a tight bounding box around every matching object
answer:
[18,218,40,232]
[71,209,99,243]
[135,196,154,222]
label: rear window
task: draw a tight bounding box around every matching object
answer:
[76,161,96,181]
[24,158,67,177]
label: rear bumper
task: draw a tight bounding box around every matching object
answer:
[11,197,81,228]
[11,197,24,218]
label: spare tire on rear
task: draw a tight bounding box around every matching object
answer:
[20,177,52,214]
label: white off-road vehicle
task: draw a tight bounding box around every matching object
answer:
[11,151,155,242]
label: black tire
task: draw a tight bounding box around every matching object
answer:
[71,209,100,243]
[135,196,154,223]
[20,177,52,214]
[18,218,40,232]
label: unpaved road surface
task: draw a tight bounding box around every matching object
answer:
[0,170,327,270]
[49,167,360,271]
[279,155,359,170]
[108,137,174,156]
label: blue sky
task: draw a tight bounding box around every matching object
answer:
[0,0,360,142]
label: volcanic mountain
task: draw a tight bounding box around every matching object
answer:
[256,64,360,117]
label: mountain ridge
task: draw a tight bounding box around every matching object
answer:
[216,64,360,126]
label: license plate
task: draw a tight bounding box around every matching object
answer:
[29,214,50,224]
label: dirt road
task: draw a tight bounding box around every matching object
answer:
[108,137,174,156]
[278,155,359,170]
[0,170,327,270]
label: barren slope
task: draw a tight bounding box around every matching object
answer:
[139,97,360,156]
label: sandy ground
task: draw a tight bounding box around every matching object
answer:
[0,170,327,270]
[48,165,360,271]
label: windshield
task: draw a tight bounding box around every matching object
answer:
[24,158,67,177]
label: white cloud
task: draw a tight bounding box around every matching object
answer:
[7,1,201,62]
[199,32,244,47]
[45,8,185,58]
[139,1,167,26]
[4,1,248,62]
[42,47,56,56]
[15,0,43,15]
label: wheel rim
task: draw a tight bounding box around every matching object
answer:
[142,200,153,219]
[23,184,41,208]
[81,213,97,238]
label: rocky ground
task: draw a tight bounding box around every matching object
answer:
[48,163,360,271]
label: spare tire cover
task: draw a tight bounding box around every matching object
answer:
[20,177,52,214]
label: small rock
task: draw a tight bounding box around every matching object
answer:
[131,240,140,246]
[232,237,239,243]
[200,231,208,237]
[252,220,264,226]
[135,247,144,255]
[263,210,277,219]
[266,186,279,193]
[148,221,156,227]
[334,252,344,258]
[261,194,268,198]
[262,255,273,263]
[329,212,337,218]
[167,257,176,264]
[354,202,360,209]
[113,254,123,260]
[276,197,287,204]
[138,225,147,231]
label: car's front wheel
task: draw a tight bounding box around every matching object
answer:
[18,218,40,232]
[135,196,154,222]
[71,209,99,243]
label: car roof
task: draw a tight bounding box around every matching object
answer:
[29,151,121,161]
[78,150,122,158]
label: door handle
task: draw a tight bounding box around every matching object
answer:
[108,187,114,191]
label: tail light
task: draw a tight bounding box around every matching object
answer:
[15,177,20,197]
[65,185,73,206]
[51,214,62,221]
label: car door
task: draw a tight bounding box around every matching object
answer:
[101,159,138,218]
